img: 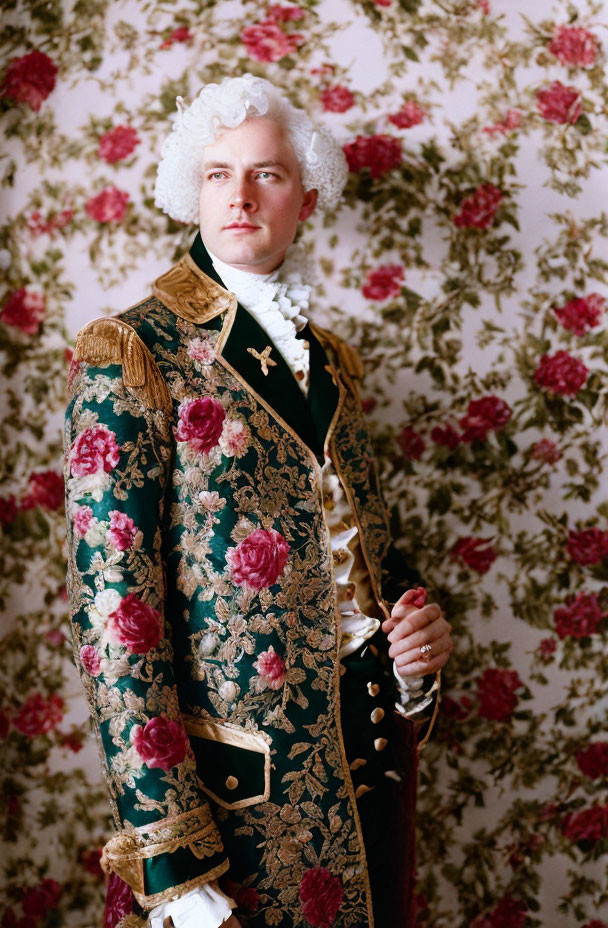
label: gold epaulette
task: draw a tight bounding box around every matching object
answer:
[153,255,235,324]
[72,317,171,413]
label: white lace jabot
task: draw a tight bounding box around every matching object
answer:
[208,246,312,391]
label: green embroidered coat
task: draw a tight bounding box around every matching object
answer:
[65,239,438,926]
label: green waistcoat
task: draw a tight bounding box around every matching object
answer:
[64,239,417,925]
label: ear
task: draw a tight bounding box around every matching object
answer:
[298,189,318,222]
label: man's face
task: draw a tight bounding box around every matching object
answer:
[198,117,317,274]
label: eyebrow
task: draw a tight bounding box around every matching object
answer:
[202,160,288,171]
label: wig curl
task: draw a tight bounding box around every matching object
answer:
[154,74,348,223]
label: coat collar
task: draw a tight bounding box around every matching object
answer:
[153,234,342,462]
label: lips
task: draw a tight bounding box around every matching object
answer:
[224,222,260,231]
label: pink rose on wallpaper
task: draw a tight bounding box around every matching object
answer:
[397,426,426,460]
[554,591,604,639]
[530,438,561,463]
[240,20,304,62]
[478,0,490,12]
[320,85,355,113]
[103,872,134,928]
[175,396,226,453]
[453,184,503,229]
[227,528,290,590]
[561,805,608,844]
[29,207,73,237]
[553,293,605,335]
[1,288,46,335]
[536,81,582,124]
[159,26,194,49]
[431,423,461,450]
[472,893,527,928]
[483,109,521,136]
[534,350,588,395]
[70,425,121,476]
[98,125,140,163]
[80,645,102,677]
[131,716,188,771]
[85,187,129,223]
[299,867,343,927]
[0,494,18,526]
[576,742,608,780]
[360,397,377,414]
[73,505,93,536]
[80,845,103,877]
[22,878,63,919]
[477,668,523,722]
[106,510,138,550]
[343,134,402,178]
[0,50,58,111]
[566,527,608,565]
[268,4,304,19]
[361,265,404,300]
[254,645,286,689]
[108,593,162,653]
[21,470,64,511]
[548,25,599,68]
[389,101,426,129]
[537,637,557,662]
[583,922,608,928]
[451,537,497,574]
[373,0,392,6]
[459,395,512,442]
[13,692,64,736]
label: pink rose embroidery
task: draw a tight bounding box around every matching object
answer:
[1,288,46,335]
[73,505,93,536]
[253,646,286,690]
[0,50,58,111]
[388,101,426,129]
[219,419,250,458]
[187,337,216,364]
[548,25,599,68]
[103,872,134,928]
[241,20,304,62]
[361,265,404,301]
[554,293,604,335]
[108,593,162,653]
[227,528,290,590]
[299,868,343,927]
[534,350,588,396]
[85,187,129,223]
[98,126,140,163]
[343,134,402,179]
[106,510,138,550]
[536,81,582,124]
[80,645,101,676]
[175,396,226,453]
[70,426,121,477]
[320,85,355,113]
[131,716,188,771]
[453,184,503,229]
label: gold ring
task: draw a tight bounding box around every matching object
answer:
[419,643,433,663]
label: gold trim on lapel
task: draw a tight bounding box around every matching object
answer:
[153,254,237,324]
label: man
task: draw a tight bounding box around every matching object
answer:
[65,75,452,928]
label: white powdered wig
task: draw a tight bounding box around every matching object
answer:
[154,73,348,223]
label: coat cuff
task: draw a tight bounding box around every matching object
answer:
[149,881,235,927]
[101,806,229,909]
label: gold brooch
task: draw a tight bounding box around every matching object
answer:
[247,345,277,376]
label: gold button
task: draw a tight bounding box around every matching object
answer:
[374,738,388,752]
[349,758,367,771]
[367,683,380,697]
[370,708,385,724]
[355,784,374,799]
[225,776,239,790]
[333,549,349,566]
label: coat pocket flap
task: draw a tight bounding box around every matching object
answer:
[183,716,271,810]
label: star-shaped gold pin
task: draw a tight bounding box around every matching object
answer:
[247,345,277,376]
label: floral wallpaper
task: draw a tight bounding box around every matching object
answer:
[1,0,607,926]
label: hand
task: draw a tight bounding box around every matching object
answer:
[382,588,453,677]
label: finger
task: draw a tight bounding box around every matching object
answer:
[388,615,451,655]
[392,631,453,667]
[387,604,443,642]
[394,639,454,677]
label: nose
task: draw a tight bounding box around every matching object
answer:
[229,177,257,212]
